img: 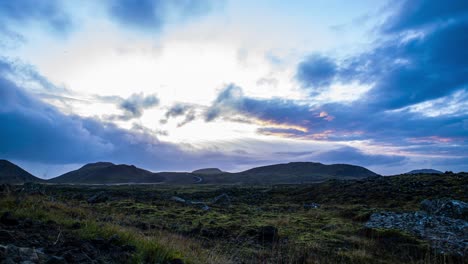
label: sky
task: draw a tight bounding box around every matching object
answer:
[0,0,467,178]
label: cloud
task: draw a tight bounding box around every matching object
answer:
[296,0,468,111]
[0,59,282,173]
[381,0,468,33]
[205,84,321,129]
[314,146,406,166]
[296,54,337,91]
[98,93,159,121]
[0,0,72,35]
[107,0,216,31]
[160,103,197,127]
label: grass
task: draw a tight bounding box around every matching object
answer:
[1,173,466,263]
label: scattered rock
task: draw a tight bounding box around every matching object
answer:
[87,191,109,204]
[1,212,19,226]
[420,199,468,220]
[303,203,320,209]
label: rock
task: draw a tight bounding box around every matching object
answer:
[0,245,43,263]
[303,203,320,209]
[365,211,468,257]
[87,191,109,204]
[190,201,210,211]
[258,226,278,242]
[1,212,19,226]
[420,199,468,220]
[170,196,186,203]
[212,193,231,206]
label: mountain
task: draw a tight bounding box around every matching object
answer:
[407,169,443,174]
[48,161,378,185]
[0,160,43,184]
[50,162,164,184]
[199,162,378,184]
[192,168,224,175]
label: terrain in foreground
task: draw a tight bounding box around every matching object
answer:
[0,173,467,263]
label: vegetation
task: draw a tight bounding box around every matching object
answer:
[1,172,466,263]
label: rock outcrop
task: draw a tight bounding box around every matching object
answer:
[366,199,468,257]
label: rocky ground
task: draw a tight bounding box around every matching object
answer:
[0,212,136,263]
[0,172,467,263]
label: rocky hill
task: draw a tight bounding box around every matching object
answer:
[0,160,43,184]
[49,162,164,184]
[407,169,443,174]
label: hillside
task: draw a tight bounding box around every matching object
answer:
[49,162,164,184]
[198,162,378,184]
[48,161,379,185]
[407,169,443,174]
[0,160,43,184]
[192,168,224,175]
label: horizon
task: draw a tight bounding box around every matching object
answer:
[1,0,467,178]
[2,158,453,180]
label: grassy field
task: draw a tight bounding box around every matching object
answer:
[1,173,467,263]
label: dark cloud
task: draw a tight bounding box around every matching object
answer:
[205,84,320,127]
[296,55,337,91]
[0,0,72,35]
[119,93,159,120]
[98,93,159,121]
[107,0,215,31]
[297,0,468,111]
[314,146,407,166]
[161,103,197,127]
[382,0,468,33]
[204,83,467,171]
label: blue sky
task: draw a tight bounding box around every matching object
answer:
[0,0,467,177]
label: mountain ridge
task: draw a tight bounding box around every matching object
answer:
[2,160,381,185]
[0,160,43,184]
